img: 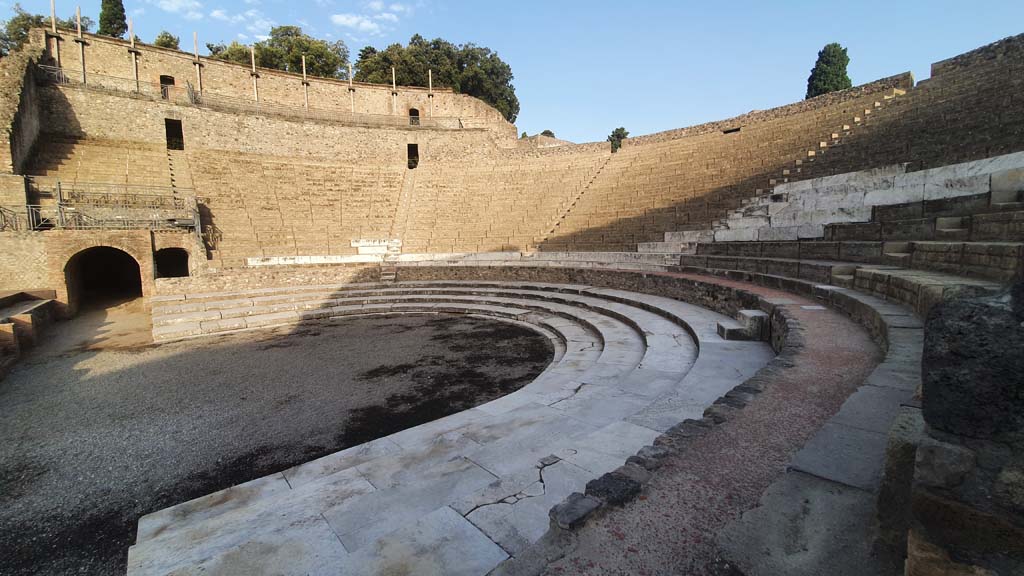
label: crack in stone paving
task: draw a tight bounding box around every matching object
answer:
[548,383,588,408]
[461,455,561,518]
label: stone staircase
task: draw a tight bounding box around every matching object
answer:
[531,154,613,250]
[134,281,775,574]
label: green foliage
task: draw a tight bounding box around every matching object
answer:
[0,3,93,56]
[153,31,179,50]
[520,131,527,139]
[540,129,555,138]
[208,26,350,79]
[806,42,852,99]
[607,127,629,153]
[97,0,126,38]
[354,34,520,123]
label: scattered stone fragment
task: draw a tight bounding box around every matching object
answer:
[549,492,602,530]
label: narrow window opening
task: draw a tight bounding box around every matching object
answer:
[409,108,420,126]
[165,119,184,151]
[407,144,419,169]
[159,75,175,100]
[722,127,742,135]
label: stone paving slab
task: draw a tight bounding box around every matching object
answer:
[345,506,508,576]
[789,421,889,491]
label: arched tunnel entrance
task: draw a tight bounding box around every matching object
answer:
[64,247,143,312]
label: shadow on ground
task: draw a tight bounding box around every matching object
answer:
[0,302,553,576]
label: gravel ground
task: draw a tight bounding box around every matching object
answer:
[0,304,552,576]
[542,275,883,576]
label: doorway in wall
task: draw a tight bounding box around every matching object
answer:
[64,246,142,312]
[407,144,419,169]
[165,119,184,151]
[409,108,420,126]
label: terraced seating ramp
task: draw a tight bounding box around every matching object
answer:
[130,281,775,575]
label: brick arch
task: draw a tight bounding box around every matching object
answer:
[60,243,149,316]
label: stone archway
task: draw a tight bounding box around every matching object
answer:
[64,246,143,313]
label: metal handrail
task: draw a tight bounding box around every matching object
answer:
[37,64,465,129]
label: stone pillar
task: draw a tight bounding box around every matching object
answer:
[127,19,140,93]
[73,7,87,84]
[192,33,203,95]
[249,46,259,103]
[391,66,398,115]
[301,55,309,110]
[47,0,61,68]
[428,69,434,117]
[348,63,355,115]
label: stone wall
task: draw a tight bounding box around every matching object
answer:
[626,74,914,148]
[0,41,46,173]
[37,85,501,165]
[0,229,193,314]
[37,29,514,137]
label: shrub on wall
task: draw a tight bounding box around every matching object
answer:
[0,3,93,56]
[608,127,629,153]
[153,31,180,50]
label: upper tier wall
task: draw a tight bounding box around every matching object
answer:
[33,29,516,138]
[36,85,503,165]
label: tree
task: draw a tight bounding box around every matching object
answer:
[0,3,94,56]
[806,43,852,99]
[540,129,555,138]
[607,127,629,153]
[208,26,350,79]
[153,31,179,50]
[520,131,527,139]
[354,34,520,123]
[97,0,127,38]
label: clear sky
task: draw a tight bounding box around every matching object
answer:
[4,0,1024,143]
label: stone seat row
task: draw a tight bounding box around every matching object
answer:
[134,280,772,575]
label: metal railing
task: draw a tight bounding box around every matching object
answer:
[1,181,199,232]
[37,65,194,105]
[37,64,465,129]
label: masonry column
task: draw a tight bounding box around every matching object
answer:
[127,18,140,92]
[192,32,204,96]
[348,63,355,114]
[301,55,309,110]
[73,7,87,84]
[46,0,62,69]
[391,66,398,115]
[250,46,259,105]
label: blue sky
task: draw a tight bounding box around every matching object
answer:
[5,0,1024,142]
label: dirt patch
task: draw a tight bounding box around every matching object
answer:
[0,312,552,576]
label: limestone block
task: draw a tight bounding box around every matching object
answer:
[923,174,990,202]
[991,167,1024,204]
[714,228,758,242]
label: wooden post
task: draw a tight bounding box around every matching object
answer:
[250,46,259,103]
[128,18,139,92]
[50,0,57,32]
[428,69,434,117]
[74,7,86,84]
[193,32,203,93]
[301,54,309,109]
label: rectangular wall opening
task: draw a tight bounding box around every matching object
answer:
[407,143,419,169]
[165,119,184,151]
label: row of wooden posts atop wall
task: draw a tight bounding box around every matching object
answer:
[41,0,438,116]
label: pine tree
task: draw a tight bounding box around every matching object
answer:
[607,127,629,153]
[806,43,852,99]
[98,0,127,38]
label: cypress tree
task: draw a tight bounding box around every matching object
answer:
[98,0,127,38]
[806,43,853,99]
